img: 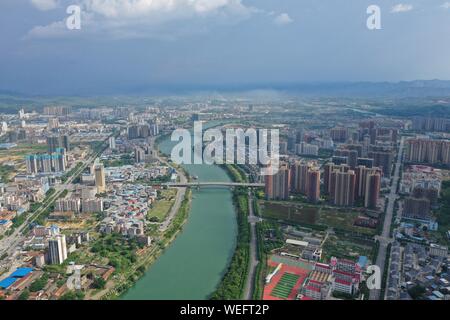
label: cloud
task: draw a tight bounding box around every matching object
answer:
[30,0,60,11]
[390,4,414,13]
[82,0,251,18]
[26,0,259,40]
[26,20,73,39]
[442,2,450,9]
[273,13,293,26]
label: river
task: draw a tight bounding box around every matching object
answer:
[122,127,237,300]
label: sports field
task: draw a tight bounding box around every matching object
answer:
[270,273,300,299]
[263,255,311,300]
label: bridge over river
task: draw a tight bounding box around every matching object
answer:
[162,182,265,188]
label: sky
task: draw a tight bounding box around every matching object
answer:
[0,0,449,95]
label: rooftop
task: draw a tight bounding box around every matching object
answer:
[10,267,34,278]
[0,278,17,289]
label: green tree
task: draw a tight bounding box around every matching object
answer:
[92,276,106,289]
[59,290,85,300]
[18,290,30,300]
[29,273,49,292]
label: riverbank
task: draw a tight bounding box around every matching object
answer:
[210,165,251,300]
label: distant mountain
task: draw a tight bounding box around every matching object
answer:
[1,80,450,99]
[273,80,450,98]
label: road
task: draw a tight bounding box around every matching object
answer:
[151,138,188,232]
[159,184,187,231]
[369,137,404,300]
[243,190,261,300]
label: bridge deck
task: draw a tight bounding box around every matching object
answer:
[162,182,265,187]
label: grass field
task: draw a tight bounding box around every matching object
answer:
[322,234,374,262]
[270,273,300,299]
[147,189,177,222]
[0,143,47,160]
[261,201,319,224]
[318,209,376,235]
[260,201,376,235]
[0,165,14,183]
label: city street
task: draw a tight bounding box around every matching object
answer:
[369,137,404,300]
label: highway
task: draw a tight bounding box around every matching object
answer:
[369,136,404,300]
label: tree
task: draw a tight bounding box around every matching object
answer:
[29,274,49,292]
[59,290,85,300]
[92,276,106,289]
[18,290,30,300]
[408,285,426,300]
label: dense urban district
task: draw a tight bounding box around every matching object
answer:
[0,96,449,301]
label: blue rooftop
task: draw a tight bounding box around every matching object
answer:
[0,277,17,289]
[0,219,9,225]
[358,256,368,268]
[10,267,33,278]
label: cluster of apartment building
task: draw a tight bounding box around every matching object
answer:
[127,122,159,140]
[26,148,67,174]
[405,138,450,166]
[412,117,450,133]
[399,165,443,223]
[324,163,381,208]
[54,197,103,214]
[265,120,397,211]
[330,121,398,147]
[265,161,322,202]
[400,165,442,195]
[265,161,381,210]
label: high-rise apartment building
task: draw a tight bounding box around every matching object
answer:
[26,151,66,174]
[47,134,70,153]
[405,138,450,165]
[307,169,321,203]
[323,163,350,195]
[135,147,146,163]
[94,164,106,193]
[330,127,348,143]
[331,170,356,206]
[368,151,392,177]
[109,136,116,150]
[48,234,68,265]
[403,197,431,221]
[292,161,312,195]
[364,173,381,209]
[265,164,291,200]
[335,149,358,169]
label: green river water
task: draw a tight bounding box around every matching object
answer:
[122,130,237,300]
